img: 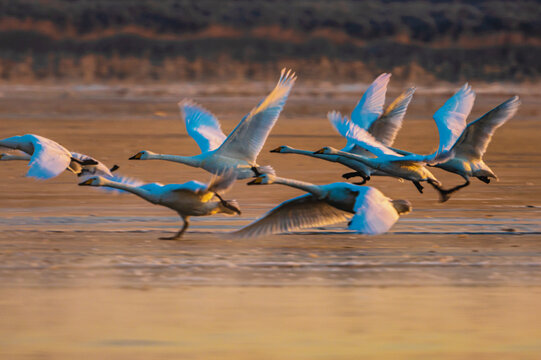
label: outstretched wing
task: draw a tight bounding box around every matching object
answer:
[348,187,399,235]
[179,100,227,153]
[215,69,296,163]
[369,87,415,146]
[453,96,520,160]
[25,135,72,179]
[433,83,476,154]
[233,194,351,238]
[329,111,400,158]
[350,73,391,130]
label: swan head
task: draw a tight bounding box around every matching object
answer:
[247,174,276,185]
[129,150,155,160]
[270,145,293,153]
[78,176,106,187]
[313,146,337,155]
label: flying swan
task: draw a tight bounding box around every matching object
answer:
[233,174,411,238]
[270,73,415,184]
[0,134,118,180]
[79,173,241,240]
[315,84,476,202]
[129,69,297,179]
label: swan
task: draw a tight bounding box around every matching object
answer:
[0,134,118,180]
[315,84,476,202]
[393,96,520,192]
[79,173,241,240]
[270,73,415,184]
[233,174,411,238]
[129,69,297,179]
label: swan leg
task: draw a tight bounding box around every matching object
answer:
[342,172,370,185]
[160,217,189,240]
[413,181,424,194]
[446,177,471,193]
[477,176,491,184]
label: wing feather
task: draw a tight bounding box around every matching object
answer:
[453,96,520,160]
[368,87,415,146]
[328,111,399,157]
[215,69,296,163]
[233,194,351,238]
[433,83,476,153]
[351,73,391,129]
[26,135,72,179]
[180,100,227,153]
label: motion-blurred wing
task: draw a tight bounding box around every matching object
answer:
[351,73,391,130]
[453,96,520,160]
[329,111,399,158]
[433,83,475,154]
[207,171,237,194]
[215,69,296,163]
[348,187,399,235]
[70,152,113,178]
[180,100,227,153]
[369,87,415,146]
[26,135,72,179]
[233,194,351,238]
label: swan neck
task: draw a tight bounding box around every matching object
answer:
[151,153,202,167]
[100,179,156,202]
[273,176,324,198]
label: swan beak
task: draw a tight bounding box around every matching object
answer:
[129,152,142,160]
[0,154,3,160]
[247,177,263,185]
[314,148,325,154]
[78,179,93,186]
[270,147,282,153]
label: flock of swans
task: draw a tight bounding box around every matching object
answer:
[0,69,520,239]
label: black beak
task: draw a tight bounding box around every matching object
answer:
[247,179,259,185]
[270,147,281,153]
[129,154,140,160]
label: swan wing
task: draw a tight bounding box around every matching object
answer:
[351,73,391,130]
[348,187,399,235]
[206,171,237,194]
[25,135,72,179]
[433,83,476,154]
[329,111,399,157]
[369,87,415,146]
[179,100,227,153]
[233,194,351,238]
[215,69,296,163]
[453,96,520,160]
[70,152,113,178]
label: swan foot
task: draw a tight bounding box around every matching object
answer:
[413,181,424,194]
[109,164,120,172]
[159,219,189,240]
[427,179,467,203]
[477,176,491,184]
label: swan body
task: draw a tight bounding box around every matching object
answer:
[233,174,411,237]
[130,69,296,179]
[0,134,116,180]
[271,74,415,183]
[79,174,241,239]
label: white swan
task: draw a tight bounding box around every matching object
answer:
[394,96,520,191]
[0,134,117,180]
[271,73,415,184]
[129,69,297,179]
[233,174,411,238]
[315,84,476,202]
[79,173,241,240]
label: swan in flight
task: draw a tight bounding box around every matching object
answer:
[394,96,520,192]
[315,84,476,202]
[0,134,118,180]
[129,69,297,179]
[271,73,415,184]
[79,173,241,240]
[233,174,411,238]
